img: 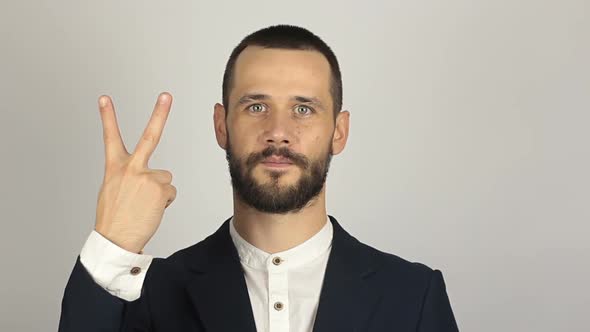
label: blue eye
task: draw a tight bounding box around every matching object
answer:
[295,105,313,115]
[248,104,266,113]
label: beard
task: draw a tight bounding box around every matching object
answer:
[225,136,333,214]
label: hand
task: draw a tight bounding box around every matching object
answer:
[94,92,177,254]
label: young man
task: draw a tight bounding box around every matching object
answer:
[59,24,459,332]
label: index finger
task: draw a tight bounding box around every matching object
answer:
[132,92,173,168]
[98,95,129,164]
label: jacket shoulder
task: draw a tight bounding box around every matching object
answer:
[355,238,438,286]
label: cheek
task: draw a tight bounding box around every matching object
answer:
[230,126,256,149]
[304,134,327,159]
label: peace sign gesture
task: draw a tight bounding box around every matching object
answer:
[94,92,177,254]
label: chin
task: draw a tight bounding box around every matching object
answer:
[256,169,299,183]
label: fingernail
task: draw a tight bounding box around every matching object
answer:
[158,93,169,104]
[99,96,108,107]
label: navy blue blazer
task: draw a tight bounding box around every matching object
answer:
[58,215,459,331]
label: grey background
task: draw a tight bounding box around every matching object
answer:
[1,0,588,331]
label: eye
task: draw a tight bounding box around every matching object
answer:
[248,103,266,113]
[295,105,313,115]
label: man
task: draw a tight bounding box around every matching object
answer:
[58,24,459,332]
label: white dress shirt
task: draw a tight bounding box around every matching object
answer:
[79,216,333,332]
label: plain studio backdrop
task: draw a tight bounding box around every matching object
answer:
[1,0,588,331]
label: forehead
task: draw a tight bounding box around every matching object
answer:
[230,46,332,107]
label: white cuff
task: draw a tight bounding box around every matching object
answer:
[80,230,153,302]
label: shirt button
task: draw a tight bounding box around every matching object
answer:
[130,267,141,275]
[272,257,282,265]
[273,301,284,311]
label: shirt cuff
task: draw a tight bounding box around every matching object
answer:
[79,230,153,302]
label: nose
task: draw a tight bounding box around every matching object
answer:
[262,109,294,146]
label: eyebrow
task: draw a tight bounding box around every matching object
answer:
[236,93,325,110]
[237,94,269,105]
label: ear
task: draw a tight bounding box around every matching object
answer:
[331,110,350,155]
[213,103,228,150]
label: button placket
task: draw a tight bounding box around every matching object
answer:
[268,256,289,330]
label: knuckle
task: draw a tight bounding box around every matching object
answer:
[128,154,146,168]
[159,169,173,181]
[150,169,173,183]
[163,170,173,182]
[106,154,128,168]
[104,160,119,173]
[138,172,153,183]
[156,184,167,196]
[142,132,157,143]
[104,158,128,177]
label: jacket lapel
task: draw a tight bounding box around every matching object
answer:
[183,215,383,332]
[185,217,258,332]
[312,215,383,332]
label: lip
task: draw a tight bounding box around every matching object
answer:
[263,156,293,164]
[261,161,294,169]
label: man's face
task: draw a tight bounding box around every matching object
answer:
[214,46,348,214]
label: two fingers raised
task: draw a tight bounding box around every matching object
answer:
[98,92,173,169]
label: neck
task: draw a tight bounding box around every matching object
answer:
[231,186,328,254]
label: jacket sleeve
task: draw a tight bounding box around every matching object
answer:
[416,269,460,332]
[58,256,152,332]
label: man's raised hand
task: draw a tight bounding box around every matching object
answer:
[94,92,177,254]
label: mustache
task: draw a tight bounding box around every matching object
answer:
[245,146,309,169]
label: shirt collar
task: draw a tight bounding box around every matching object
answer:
[229,215,333,271]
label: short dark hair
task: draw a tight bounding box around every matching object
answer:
[222,24,342,120]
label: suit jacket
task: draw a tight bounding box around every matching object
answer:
[58,215,459,331]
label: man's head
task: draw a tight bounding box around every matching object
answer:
[213,24,350,214]
[222,25,343,121]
